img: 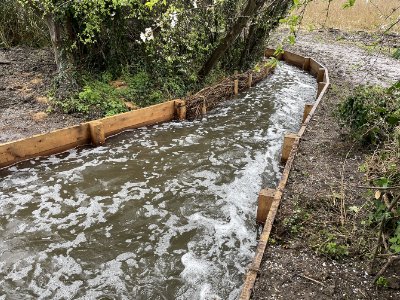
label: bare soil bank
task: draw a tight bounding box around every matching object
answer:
[252,30,400,299]
[0,48,84,143]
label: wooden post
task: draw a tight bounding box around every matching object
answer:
[302,57,310,71]
[234,79,239,95]
[248,74,253,88]
[265,49,275,58]
[317,68,325,83]
[256,189,275,224]
[174,100,186,121]
[317,82,326,97]
[281,132,298,163]
[89,121,105,146]
[302,103,314,123]
[201,99,207,115]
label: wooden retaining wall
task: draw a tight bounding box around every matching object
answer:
[0,48,330,299]
[0,101,177,169]
[239,49,330,299]
[0,64,273,169]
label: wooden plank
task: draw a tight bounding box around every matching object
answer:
[202,99,207,115]
[317,82,326,97]
[256,189,275,224]
[101,101,176,137]
[283,51,305,68]
[302,103,314,123]
[303,57,311,71]
[309,58,321,76]
[0,124,91,168]
[264,48,275,58]
[248,74,253,88]
[324,69,329,84]
[281,133,298,163]
[174,99,187,121]
[317,68,325,83]
[89,121,105,146]
[239,271,258,300]
[234,79,239,95]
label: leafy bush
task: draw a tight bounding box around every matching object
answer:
[338,82,400,145]
[0,0,48,48]
[54,80,128,118]
[52,69,184,118]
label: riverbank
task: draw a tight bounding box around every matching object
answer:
[251,30,400,298]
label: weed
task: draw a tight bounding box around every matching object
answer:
[54,79,128,118]
[323,242,349,258]
[376,276,389,287]
[282,208,309,235]
[314,231,350,259]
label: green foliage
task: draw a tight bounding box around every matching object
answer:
[54,79,128,117]
[323,242,349,258]
[282,208,309,235]
[53,68,189,117]
[343,0,357,9]
[316,232,349,259]
[376,276,389,287]
[392,48,400,60]
[389,222,400,253]
[0,0,49,48]
[338,83,400,145]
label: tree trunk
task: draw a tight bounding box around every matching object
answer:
[198,0,260,80]
[198,0,292,80]
[239,0,291,69]
[44,14,79,99]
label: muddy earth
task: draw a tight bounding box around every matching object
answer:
[0,48,83,143]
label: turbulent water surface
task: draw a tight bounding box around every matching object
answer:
[0,64,316,299]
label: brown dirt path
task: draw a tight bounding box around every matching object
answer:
[0,47,83,143]
[251,30,400,299]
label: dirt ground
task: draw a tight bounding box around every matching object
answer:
[0,47,83,143]
[1,29,400,299]
[251,30,400,299]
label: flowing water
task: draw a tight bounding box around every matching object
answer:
[0,64,316,300]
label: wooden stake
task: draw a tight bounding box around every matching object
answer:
[89,121,105,146]
[234,79,239,95]
[302,57,310,71]
[248,74,253,88]
[281,133,298,164]
[256,189,275,224]
[302,103,314,123]
[174,99,186,121]
[317,68,325,83]
[201,99,207,115]
[317,82,326,97]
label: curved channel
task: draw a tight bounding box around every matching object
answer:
[0,63,316,299]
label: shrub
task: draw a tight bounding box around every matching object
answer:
[338,82,400,145]
[0,0,48,48]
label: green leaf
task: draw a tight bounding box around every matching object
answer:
[343,0,356,9]
[374,177,390,188]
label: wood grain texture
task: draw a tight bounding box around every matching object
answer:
[0,124,91,168]
[0,101,177,169]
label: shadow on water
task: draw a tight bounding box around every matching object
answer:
[0,63,316,300]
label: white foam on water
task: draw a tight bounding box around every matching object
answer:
[0,63,316,299]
